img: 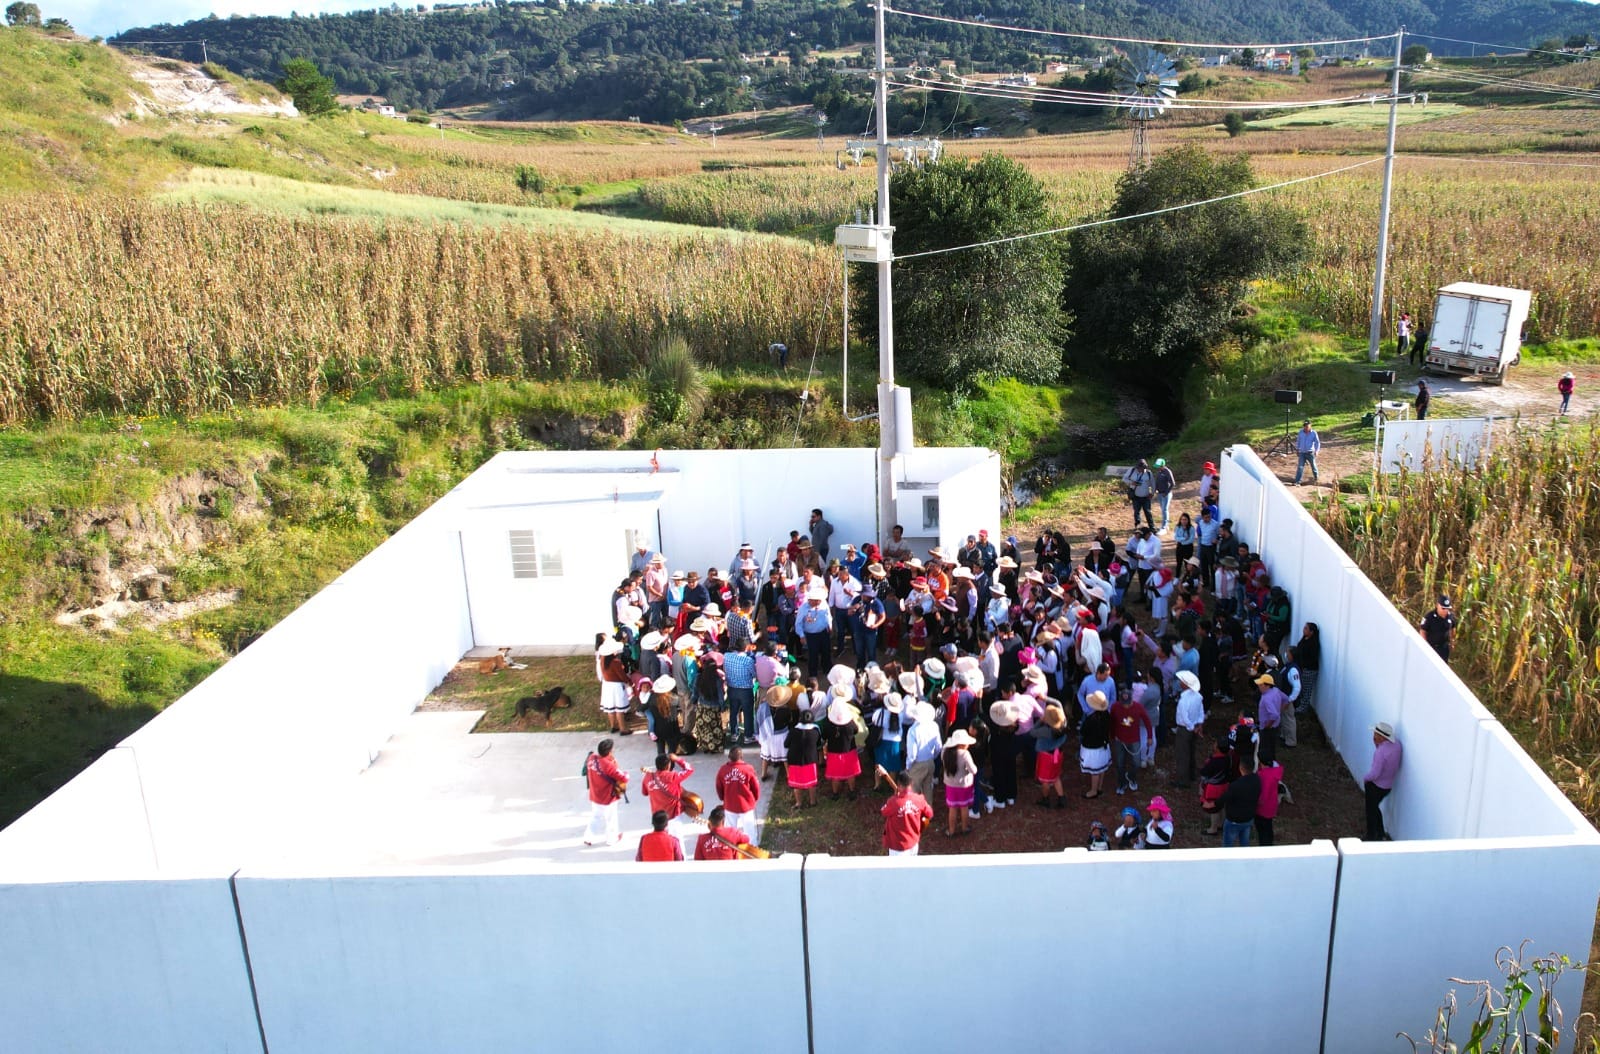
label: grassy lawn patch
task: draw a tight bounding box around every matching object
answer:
[422,655,606,733]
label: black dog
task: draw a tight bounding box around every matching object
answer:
[514,686,572,725]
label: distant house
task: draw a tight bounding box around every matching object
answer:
[996,74,1037,87]
[970,126,992,138]
[376,104,399,118]
[1260,50,1293,71]
[1044,61,1071,74]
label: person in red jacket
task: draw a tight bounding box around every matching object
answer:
[641,753,695,856]
[881,773,933,856]
[583,739,628,846]
[636,811,683,862]
[715,746,761,843]
[694,805,752,861]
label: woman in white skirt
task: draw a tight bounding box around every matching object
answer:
[1078,689,1113,799]
[756,682,796,780]
[596,637,631,735]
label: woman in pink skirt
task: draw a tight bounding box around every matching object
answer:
[785,710,821,808]
[823,696,864,801]
[1032,703,1070,809]
[942,730,979,836]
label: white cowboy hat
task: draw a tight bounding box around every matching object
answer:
[953,655,980,674]
[921,657,946,680]
[829,682,854,700]
[616,605,642,625]
[652,675,677,693]
[597,638,623,656]
[673,634,700,652]
[961,669,986,693]
[952,566,974,580]
[690,617,714,633]
[740,559,758,571]
[1021,665,1045,683]
[806,584,828,602]
[828,699,859,725]
[1086,690,1109,712]
[997,555,1018,569]
[867,562,887,579]
[702,603,722,617]
[947,729,977,748]
[865,668,892,694]
[989,700,1019,727]
[824,663,854,687]
[884,693,905,714]
[911,701,936,724]
[1176,670,1201,692]
[1023,570,1045,584]
[927,547,948,561]
[897,671,920,695]
[989,584,1006,596]
[639,630,664,650]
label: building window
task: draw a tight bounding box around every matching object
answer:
[922,496,940,531]
[509,530,563,579]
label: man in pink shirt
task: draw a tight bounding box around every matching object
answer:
[1363,722,1403,841]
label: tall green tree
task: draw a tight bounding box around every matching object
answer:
[276,57,339,116]
[856,153,1068,390]
[1063,145,1308,389]
[5,2,41,26]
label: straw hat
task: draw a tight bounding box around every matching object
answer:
[1043,703,1066,731]
[947,729,977,748]
[907,558,925,570]
[922,657,946,680]
[703,603,722,617]
[827,663,856,687]
[1047,585,1066,600]
[884,693,905,714]
[829,682,855,701]
[989,700,1019,727]
[1024,570,1045,584]
[867,562,887,579]
[690,617,714,633]
[952,566,974,580]
[961,669,986,693]
[912,701,936,724]
[1175,670,1201,693]
[597,638,623,656]
[1021,665,1045,685]
[639,630,665,650]
[1086,690,1109,712]
[1564,371,1575,380]
[739,559,758,571]
[997,555,1018,569]
[1375,721,1396,741]
[928,547,948,561]
[827,699,859,725]
[989,584,1006,596]
[652,675,676,693]
[764,683,796,707]
[865,668,892,694]
[617,605,642,626]
[674,634,700,652]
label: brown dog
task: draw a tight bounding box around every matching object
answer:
[515,686,571,725]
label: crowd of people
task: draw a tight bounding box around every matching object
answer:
[587,470,1403,857]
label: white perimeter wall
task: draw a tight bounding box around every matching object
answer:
[0,876,263,1053]
[234,858,809,1054]
[1221,444,1600,1050]
[806,846,1340,1054]
[1381,416,1493,474]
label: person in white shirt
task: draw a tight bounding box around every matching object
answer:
[1172,669,1206,787]
[827,565,861,657]
[904,702,944,801]
[1127,525,1162,600]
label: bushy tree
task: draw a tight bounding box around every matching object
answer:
[5,2,41,26]
[856,153,1068,390]
[1223,112,1246,137]
[1063,145,1307,390]
[276,57,338,116]
[1401,43,1430,66]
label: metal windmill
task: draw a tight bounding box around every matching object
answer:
[1114,45,1179,168]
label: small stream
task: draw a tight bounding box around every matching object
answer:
[1007,393,1174,513]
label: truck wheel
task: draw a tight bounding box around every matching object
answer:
[1488,366,1507,386]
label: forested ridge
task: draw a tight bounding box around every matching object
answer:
[112,0,1600,121]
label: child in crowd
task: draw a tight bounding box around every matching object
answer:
[1113,806,1143,849]
[1086,820,1111,851]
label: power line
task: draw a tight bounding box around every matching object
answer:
[892,156,1385,262]
[893,74,1408,112]
[1400,153,1600,171]
[1406,31,1596,61]
[884,4,1395,54]
[1415,62,1600,101]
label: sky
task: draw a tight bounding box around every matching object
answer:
[50,1,384,39]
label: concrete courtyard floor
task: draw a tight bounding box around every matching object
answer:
[281,712,771,871]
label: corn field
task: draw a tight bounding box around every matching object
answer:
[0,196,839,421]
[1317,423,1600,817]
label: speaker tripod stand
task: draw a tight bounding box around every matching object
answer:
[1266,405,1298,456]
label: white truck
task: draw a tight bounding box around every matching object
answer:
[1422,282,1533,385]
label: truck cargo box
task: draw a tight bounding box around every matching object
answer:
[1423,282,1532,385]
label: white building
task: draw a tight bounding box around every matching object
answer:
[0,444,1595,1054]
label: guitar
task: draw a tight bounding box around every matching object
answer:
[677,792,772,860]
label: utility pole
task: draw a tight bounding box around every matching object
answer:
[1367,28,1404,362]
[873,0,901,543]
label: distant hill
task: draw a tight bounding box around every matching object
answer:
[112,0,1600,123]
